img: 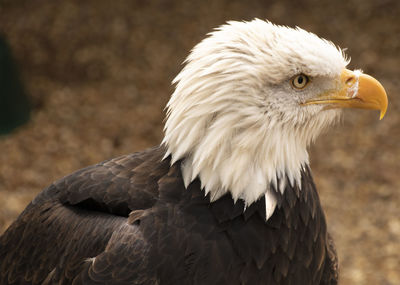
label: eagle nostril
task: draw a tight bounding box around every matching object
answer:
[345,76,356,86]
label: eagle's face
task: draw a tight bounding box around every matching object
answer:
[164,19,387,219]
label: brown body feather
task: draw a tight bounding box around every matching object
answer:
[0,146,338,284]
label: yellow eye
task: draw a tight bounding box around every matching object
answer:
[291,74,309,89]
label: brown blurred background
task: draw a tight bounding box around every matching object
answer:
[0,0,399,284]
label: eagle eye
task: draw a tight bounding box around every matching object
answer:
[291,74,309,89]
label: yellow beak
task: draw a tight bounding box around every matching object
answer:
[302,69,388,119]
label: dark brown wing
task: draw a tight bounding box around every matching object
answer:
[0,146,168,285]
[44,220,158,285]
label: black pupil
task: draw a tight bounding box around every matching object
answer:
[297,76,304,84]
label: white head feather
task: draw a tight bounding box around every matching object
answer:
[163,19,349,220]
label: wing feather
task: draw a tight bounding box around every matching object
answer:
[0,146,167,284]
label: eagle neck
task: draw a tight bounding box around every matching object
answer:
[165,120,314,220]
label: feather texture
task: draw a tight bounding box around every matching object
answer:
[163,19,347,217]
[0,146,338,284]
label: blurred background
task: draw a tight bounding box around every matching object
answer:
[0,0,399,284]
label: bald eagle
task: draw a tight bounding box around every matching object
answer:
[0,19,387,285]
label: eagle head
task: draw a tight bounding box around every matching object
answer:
[163,19,387,219]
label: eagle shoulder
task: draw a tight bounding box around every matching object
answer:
[0,146,173,284]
